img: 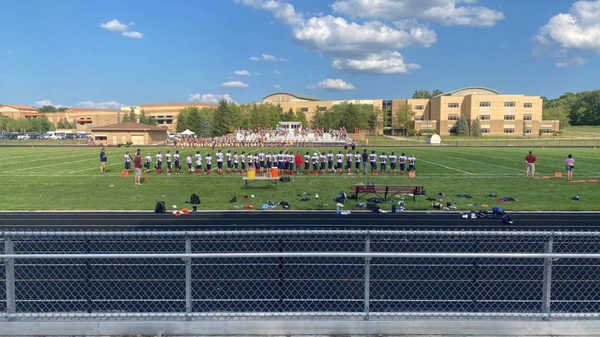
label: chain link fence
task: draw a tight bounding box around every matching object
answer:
[2,230,600,320]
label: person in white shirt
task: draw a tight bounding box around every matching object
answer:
[233,152,239,173]
[173,150,181,175]
[186,154,193,174]
[165,150,172,175]
[336,151,344,175]
[388,152,398,175]
[124,152,131,172]
[205,153,213,174]
[379,152,388,174]
[398,153,407,174]
[144,153,152,172]
[226,150,232,174]
[408,154,416,172]
[369,151,378,175]
[216,150,224,175]
[155,151,163,174]
[304,152,311,175]
[194,151,202,175]
[354,151,361,174]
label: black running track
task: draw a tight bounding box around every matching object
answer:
[2,212,600,316]
[1,211,600,230]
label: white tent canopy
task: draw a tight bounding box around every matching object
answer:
[180,129,195,135]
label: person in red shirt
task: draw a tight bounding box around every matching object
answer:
[134,150,143,185]
[295,151,303,175]
[525,150,537,178]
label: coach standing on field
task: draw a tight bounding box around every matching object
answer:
[525,150,537,178]
[99,147,107,174]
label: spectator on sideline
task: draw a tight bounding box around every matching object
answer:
[99,148,107,174]
[565,154,575,181]
[525,150,537,178]
[133,150,142,185]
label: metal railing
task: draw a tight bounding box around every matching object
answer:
[2,230,600,320]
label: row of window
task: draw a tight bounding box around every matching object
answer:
[447,102,533,108]
[448,128,534,134]
[447,114,533,121]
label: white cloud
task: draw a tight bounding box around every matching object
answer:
[308,78,356,90]
[189,93,236,104]
[33,99,67,108]
[332,51,420,74]
[100,19,143,39]
[536,0,600,52]
[293,15,436,55]
[222,80,249,88]
[100,19,128,32]
[273,84,282,89]
[76,101,123,109]
[235,0,304,26]
[331,0,504,27]
[234,69,252,76]
[249,53,285,61]
[556,56,588,68]
[121,31,143,39]
[274,70,282,75]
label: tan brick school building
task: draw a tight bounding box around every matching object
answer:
[262,87,556,136]
[90,122,168,145]
[1,87,558,136]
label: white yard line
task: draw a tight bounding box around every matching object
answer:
[68,162,122,173]
[418,158,474,175]
[9,158,98,172]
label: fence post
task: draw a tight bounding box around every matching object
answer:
[542,236,553,319]
[5,237,16,317]
[363,232,371,320]
[185,236,192,319]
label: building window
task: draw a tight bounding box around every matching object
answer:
[300,107,309,112]
[414,105,424,110]
[480,101,491,107]
[156,115,174,125]
[524,114,532,121]
[504,115,515,120]
[504,101,516,107]
[414,115,424,121]
[448,114,459,121]
[448,103,459,108]
[317,106,327,112]
[481,128,490,134]
[503,128,515,134]
[540,128,552,134]
[479,115,490,120]
[525,127,532,134]
[524,102,533,108]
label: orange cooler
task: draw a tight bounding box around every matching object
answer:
[271,167,279,178]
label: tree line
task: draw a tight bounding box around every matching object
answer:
[543,90,600,127]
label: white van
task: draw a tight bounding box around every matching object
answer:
[46,131,68,139]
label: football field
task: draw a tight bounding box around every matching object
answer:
[0,145,598,211]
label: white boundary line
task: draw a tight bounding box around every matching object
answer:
[418,158,473,175]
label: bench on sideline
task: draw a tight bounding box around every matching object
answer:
[352,184,425,202]
[243,176,279,189]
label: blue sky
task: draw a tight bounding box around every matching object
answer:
[1,0,599,108]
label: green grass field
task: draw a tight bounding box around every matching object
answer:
[0,145,598,211]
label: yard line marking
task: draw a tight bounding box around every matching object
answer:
[69,162,122,173]
[432,152,522,172]
[9,158,99,172]
[417,158,473,175]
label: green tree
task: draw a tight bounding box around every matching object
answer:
[11,118,33,132]
[56,117,74,129]
[455,115,470,135]
[294,110,308,127]
[395,104,415,132]
[121,108,137,123]
[137,110,157,126]
[38,105,58,113]
[412,89,443,99]
[30,116,53,132]
[211,99,240,136]
[470,118,481,136]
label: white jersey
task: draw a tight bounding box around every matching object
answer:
[327,153,334,162]
[304,154,310,163]
[336,153,343,163]
[389,154,397,163]
[226,152,232,162]
[165,153,172,162]
[216,152,223,163]
[156,153,163,162]
[345,153,353,162]
[369,153,377,163]
[240,154,246,163]
[186,156,192,165]
[194,153,202,164]
[354,153,361,162]
[145,155,152,164]
[233,154,239,163]
[399,155,407,164]
[408,156,416,165]
[379,155,388,164]
[206,155,212,166]
[124,154,130,163]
